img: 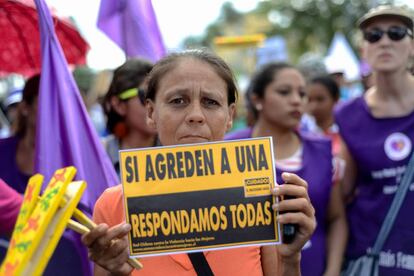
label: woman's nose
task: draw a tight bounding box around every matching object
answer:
[186,101,205,124]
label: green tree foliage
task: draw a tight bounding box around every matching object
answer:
[182,0,398,60]
[257,0,395,60]
[183,2,241,49]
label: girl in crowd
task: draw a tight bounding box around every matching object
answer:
[103,59,157,175]
[226,62,347,276]
[82,50,316,276]
[306,75,341,156]
[335,5,414,275]
[0,75,39,193]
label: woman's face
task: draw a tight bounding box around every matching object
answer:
[362,18,414,73]
[306,82,336,123]
[258,68,306,130]
[124,85,156,136]
[146,58,235,146]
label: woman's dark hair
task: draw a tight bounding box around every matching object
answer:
[146,49,238,105]
[309,75,340,102]
[16,74,40,137]
[103,58,153,134]
[249,62,294,99]
[244,83,258,122]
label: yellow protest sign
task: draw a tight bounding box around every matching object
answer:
[120,137,280,257]
[0,167,76,275]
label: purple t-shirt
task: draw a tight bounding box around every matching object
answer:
[226,128,333,276]
[0,136,30,193]
[335,97,414,275]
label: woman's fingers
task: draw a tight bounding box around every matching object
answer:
[272,172,312,202]
[105,237,130,259]
[90,223,131,253]
[272,185,309,200]
[81,223,134,274]
[273,197,314,217]
[277,211,315,230]
[98,237,132,274]
[81,223,109,247]
[281,172,308,189]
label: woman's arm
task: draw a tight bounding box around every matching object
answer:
[261,245,278,276]
[324,182,348,276]
[261,245,302,276]
[339,138,357,203]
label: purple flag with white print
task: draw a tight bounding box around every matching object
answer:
[97,0,166,62]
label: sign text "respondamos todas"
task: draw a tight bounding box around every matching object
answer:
[120,137,280,257]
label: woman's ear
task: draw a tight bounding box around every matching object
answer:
[146,99,157,130]
[110,96,127,116]
[226,103,236,132]
[410,38,414,59]
[19,102,29,117]
[250,93,263,111]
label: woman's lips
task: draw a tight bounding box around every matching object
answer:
[289,111,302,119]
[179,135,209,142]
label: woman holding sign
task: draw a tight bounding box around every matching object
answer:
[82,50,316,276]
[226,62,348,276]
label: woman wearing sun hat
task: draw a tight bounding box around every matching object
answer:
[335,5,414,275]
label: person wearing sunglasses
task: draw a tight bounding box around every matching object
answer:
[102,59,158,176]
[335,5,414,275]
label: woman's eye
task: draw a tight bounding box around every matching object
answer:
[299,91,307,98]
[203,98,220,107]
[276,89,290,96]
[169,97,185,105]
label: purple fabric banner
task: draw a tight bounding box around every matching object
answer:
[97,0,166,62]
[33,1,120,274]
[33,0,119,211]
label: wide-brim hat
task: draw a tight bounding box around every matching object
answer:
[358,5,413,30]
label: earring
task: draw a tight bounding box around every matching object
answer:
[113,121,128,139]
[255,103,263,111]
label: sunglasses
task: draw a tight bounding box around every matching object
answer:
[363,26,413,43]
[118,88,146,105]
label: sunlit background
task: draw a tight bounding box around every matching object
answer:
[46,0,414,69]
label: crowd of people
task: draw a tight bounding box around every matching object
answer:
[0,4,413,276]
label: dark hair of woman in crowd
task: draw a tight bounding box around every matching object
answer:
[103,59,153,137]
[15,74,40,137]
[309,75,340,102]
[146,49,238,105]
[249,62,294,99]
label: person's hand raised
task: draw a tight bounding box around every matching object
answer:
[272,172,316,261]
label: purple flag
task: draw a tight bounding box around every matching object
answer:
[97,0,166,62]
[34,0,119,211]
